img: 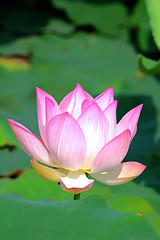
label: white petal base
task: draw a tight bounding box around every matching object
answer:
[59,170,94,194]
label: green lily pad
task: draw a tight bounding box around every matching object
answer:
[0,149,30,175]
[146,0,160,49]
[138,55,160,75]
[52,0,127,36]
[0,192,159,240]
[44,19,75,35]
[130,0,152,51]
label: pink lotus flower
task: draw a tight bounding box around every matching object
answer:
[8,84,146,195]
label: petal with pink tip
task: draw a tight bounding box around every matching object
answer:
[59,170,94,194]
[31,159,68,183]
[78,103,109,170]
[81,99,90,113]
[91,129,131,173]
[84,90,93,102]
[36,87,60,146]
[8,119,53,165]
[46,113,86,171]
[60,83,93,119]
[91,162,146,185]
[103,100,117,141]
[59,91,73,112]
[94,87,114,111]
[117,104,143,139]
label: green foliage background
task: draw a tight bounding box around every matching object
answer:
[0,0,160,239]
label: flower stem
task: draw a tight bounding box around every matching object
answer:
[74,193,80,200]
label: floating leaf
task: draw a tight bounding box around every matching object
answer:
[0,56,30,71]
[130,0,152,51]
[52,0,127,36]
[146,0,160,49]
[44,19,75,35]
[0,149,30,175]
[138,55,160,75]
[0,193,159,240]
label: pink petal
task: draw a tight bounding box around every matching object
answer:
[91,162,146,185]
[94,87,114,111]
[103,100,117,141]
[81,99,90,113]
[8,119,53,165]
[36,87,60,146]
[91,129,131,173]
[46,113,86,171]
[59,83,93,119]
[59,170,94,194]
[59,91,73,112]
[31,159,68,183]
[117,104,143,139]
[77,103,109,170]
[45,97,57,126]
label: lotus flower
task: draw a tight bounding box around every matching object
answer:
[8,84,146,195]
